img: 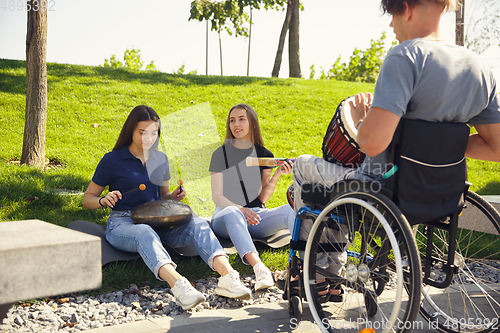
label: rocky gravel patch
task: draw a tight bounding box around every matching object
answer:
[0,274,284,333]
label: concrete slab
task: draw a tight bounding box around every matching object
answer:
[483,195,500,204]
[0,219,102,305]
[84,300,440,333]
[458,195,500,235]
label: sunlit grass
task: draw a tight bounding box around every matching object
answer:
[1,58,499,295]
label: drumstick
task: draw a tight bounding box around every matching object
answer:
[122,184,146,196]
[245,157,295,167]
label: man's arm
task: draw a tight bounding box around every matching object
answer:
[465,123,500,162]
[356,107,401,157]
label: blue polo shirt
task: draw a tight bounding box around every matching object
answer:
[92,146,171,211]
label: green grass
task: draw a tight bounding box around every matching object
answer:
[1,58,499,297]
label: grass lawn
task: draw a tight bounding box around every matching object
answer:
[1,58,499,296]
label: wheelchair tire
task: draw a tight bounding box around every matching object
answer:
[418,190,500,333]
[303,191,421,333]
[289,295,303,324]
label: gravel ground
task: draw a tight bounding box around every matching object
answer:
[0,274,284,333]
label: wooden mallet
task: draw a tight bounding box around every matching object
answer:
[122,184,146,196]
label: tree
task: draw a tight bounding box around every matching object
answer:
[287,0,301,77]
[462,0,500,54]
[319,32,392,83]
[22,8,48,167]
[189,0,292,76]
[455,0,465,46]
[271,0,292,77]
[104,49,157,71]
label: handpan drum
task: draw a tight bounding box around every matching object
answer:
[131,200,193,230]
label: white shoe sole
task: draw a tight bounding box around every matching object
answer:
[214,287,252,300]
[255,280,274,291]
[177,295,206,310]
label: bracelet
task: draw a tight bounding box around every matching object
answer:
[99,197,105,207]
[356,120,363,129]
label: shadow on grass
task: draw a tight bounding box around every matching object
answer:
[0,58,294,93]
[0,59,27,95]
[474,181,500,196]
[0,163,107,226]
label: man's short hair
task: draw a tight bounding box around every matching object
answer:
[381,0,458,15]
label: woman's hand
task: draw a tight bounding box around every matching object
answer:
[349,92,373,126]
[239,207,261,225]
[171,185,186,201]
[276,160,293,176]
[100,190,122,209]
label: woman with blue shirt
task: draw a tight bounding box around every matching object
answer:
[82,105,251,311]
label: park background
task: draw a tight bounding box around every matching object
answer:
[1,0,500,292]
[0,0,499,79]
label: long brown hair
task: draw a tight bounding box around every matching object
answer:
[113,105,161,151]
[225,104,265,147]
[380,0,457,14]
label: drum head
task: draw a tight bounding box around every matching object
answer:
[339,96,359,143]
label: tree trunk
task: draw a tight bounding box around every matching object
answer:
[455,0,465,46]
[271,0,293,77]
[247,5,252,76]
[218,28,223,76]
[22,8,48,167]
[288,0,301,78]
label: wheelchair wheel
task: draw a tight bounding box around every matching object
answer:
[289,295,303,323]
[303,192,421,333]
[418,190,500,333]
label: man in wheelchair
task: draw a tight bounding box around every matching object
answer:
[286,0,500,331]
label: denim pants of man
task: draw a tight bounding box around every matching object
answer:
[105,211,227,280]
[292,154,350,277]
[211,204,295,264]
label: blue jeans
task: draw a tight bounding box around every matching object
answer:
[211,205,294,264]
[105,211,227,280]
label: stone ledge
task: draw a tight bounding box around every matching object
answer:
[0,219,102,305]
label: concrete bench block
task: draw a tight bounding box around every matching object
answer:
[0,219,102,305]
[458,195,500,235]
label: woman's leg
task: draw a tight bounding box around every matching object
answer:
[159,215,252,299]
[246,204,295,239]
[105,212,205,310]
[157,215,227,270]
[105,212,175,279]
[211,206,274,291]
[211,206,257,265]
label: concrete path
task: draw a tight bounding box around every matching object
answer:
[84,300,438,333]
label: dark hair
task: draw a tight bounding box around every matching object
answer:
[225,104,265,147]
[113,105,161,151]
[380,0,457,15]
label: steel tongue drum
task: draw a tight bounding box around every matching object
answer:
[131,200,193,230]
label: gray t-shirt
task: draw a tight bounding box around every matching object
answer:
[348,38,500,182]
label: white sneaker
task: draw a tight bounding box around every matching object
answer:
[215,270,252,300]
[171,277,206,310]
[253,262,274,291]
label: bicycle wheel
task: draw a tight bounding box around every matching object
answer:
[418,190,500,333]
[303,191,421,333]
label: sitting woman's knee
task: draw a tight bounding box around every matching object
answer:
[134,224,158,242]
[217,206,246,225]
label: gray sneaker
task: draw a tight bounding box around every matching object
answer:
[171,277,206,310]
[215,270,252,300]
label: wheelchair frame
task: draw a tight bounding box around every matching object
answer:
[283,182,500,333]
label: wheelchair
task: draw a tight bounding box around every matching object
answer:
[281,119,500,333]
